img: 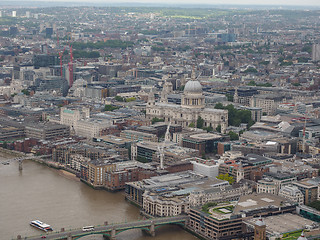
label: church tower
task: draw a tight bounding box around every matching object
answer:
[236,161,245,183]
[147,89,155,107]
[160,81,173,103]
[254,216,266,240]
[233,87,239,103]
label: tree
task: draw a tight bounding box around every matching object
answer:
[188,122,195,128]
[216,125,221,133]
[214,103,254,127]
[125,97,136,102]
[21,89,30,95]
[104,105,119,111]
[308,200,320,211]
[228,131,239,141]
[151,117,164,124]
[204,126,213,132]
[179,85,185,91]
[248,80,256,86]
[202,202,217,214]
[243,67,257,73]
[115,96,125,102]
[196,116,204,129]
[226,94,233,102]
[217,173,234,185]
[215,103,224,109]
[73,50,100,59]
[2,141,7,149]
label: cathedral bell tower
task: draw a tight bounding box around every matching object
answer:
[160,81,173,103]
[147,89,155,107]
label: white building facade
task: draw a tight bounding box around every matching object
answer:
[146,80,228,133]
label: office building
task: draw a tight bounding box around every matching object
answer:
[312,43,320,61]
[25,122,70,140]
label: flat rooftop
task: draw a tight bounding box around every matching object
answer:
[128,170,207,190]
[189,133,223,140]
[99,135,130,145]
[246,213,318,236]
[234,193,295,214]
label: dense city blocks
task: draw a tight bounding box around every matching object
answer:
[1,3,320,240]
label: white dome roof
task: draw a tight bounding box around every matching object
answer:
[184,80,202,93]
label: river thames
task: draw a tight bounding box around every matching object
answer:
[0,153,197,240]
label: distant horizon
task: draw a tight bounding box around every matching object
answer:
[5,0,320,5]
[1,0,320,9]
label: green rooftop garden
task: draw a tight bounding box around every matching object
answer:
[281,230,304,240]
[201,202,236,220]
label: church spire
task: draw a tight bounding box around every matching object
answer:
[234,87,239,103]
[148,89,155,106]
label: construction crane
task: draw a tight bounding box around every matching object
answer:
[157,122,171,170]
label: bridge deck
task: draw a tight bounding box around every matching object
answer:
[22,215,188,240]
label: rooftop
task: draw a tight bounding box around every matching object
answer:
[127,170,207,190]
[189,133,223,140]
[233,193,296,215]
[245,213,318,236]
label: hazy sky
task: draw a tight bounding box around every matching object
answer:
[112,0,320,5]
[18,0,320,6]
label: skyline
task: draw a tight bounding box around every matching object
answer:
[1,0,320,7]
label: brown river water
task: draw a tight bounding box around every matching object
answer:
[0,153,197,240]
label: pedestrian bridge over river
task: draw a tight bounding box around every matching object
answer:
[18,215,188,240]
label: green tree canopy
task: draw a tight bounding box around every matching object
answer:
[125,97,136,102]
[151,117,164,124]
[104,105,119,111]
[214,103,255,128]
[308,200,320,211]
[203,126,213,132]
[217,173,234,185]
[202,202,217,214]
[228,131,239,141]
[216,125,221,133]
[196,116,204,129]
[73,50,100,58]
[21,89,30,95]
[115,96,125,102]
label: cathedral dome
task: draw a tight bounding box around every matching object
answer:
[184,80,202,94]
